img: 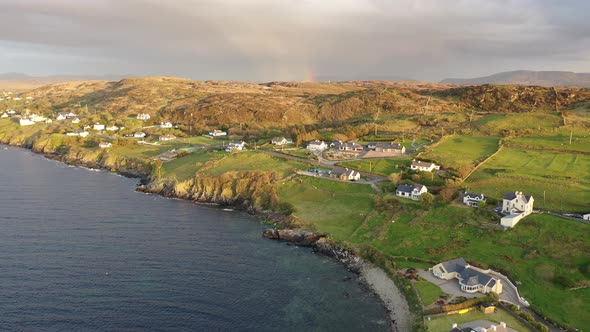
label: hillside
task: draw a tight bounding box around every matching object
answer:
[442,70,590,87]
[9,77,590,134]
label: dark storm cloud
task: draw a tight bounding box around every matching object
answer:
[0,0,589,81]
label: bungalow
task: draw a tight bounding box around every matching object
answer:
[374,142,406,154]
[30,114,47,122]
[159,134,177,141]
[330,140,343,148]
[93,123,105,131]
[56,113,67,120]
[338,141,364,153]
[19,118,34,126]
[271,136,292,146]
[99,142,112,148]
[26,96,33,100]
[410,160,440,172]
[71,118,80,124]
[1,113,8,118]
[501,191,534,228]
[136,113,151,120]
[306,140,327,152]
[7,110,16,115]
[209,129,227,137]
[395,184,427,201]
[225,141,246,152]
[66,131,89,138]
[134,132,146,138]
[332,168,361,181]
[106,125,120,132]
[160,122,173,128]
[431,258,503,295]
[463,192,486,207]
[13,97,21,101]
[583,214,590,221]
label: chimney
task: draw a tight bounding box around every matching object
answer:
[452,323,458,328]
[500,322,506,328]
[491,325,496,331]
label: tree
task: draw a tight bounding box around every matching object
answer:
[420,192,434,209]
[439,187,457,203]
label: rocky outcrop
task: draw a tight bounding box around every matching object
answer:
[262,229,324,246]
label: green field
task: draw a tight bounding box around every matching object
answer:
[426,307,532,332]
[202,151,310,178]
[160,150,226,180]
[338,158,411,176]
[465,147,590,212]
[415,281,444,306]
[278,176,376,239]
[420,135,499,169]
[475,113,562,133]
[508,134,590,153]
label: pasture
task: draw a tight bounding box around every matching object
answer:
[338,158,411,176]
[420,135,499,169]
[202,151,310,178]
[465,148,590,212]
[474,113,562,134]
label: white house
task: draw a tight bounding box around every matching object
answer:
[66,131,89,138]
[271,137,293,146]
[463,192,486,207]
[19,118,35,126]
[225,141,246,152]
[7,110,16,115]
[332,169,361,181]
[501,191,534,228]
[93,123,105,131]
[134,132,146,138]
[395,184,427,201]
[71,118,80,124]
[99,142,112,148]
[26,96,33,100]
[106,125,120,132]
[159,134,177,141]
[306,140,327,152]
[13,97,21,101]
[1,113,8,118]
[56,113,67,120]
[410,160,441,172]
[136,113,151,120]
[30,114,47,122]
[209,129,227,137]
[583,214,590,221]
[159,122,173,128]
[431,258,503,295]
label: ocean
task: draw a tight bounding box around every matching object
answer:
[0,146,389,331]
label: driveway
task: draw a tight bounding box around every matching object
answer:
[418,270,480,299]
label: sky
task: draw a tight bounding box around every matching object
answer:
[0,0,589,82]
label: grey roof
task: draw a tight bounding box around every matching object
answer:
[412,160,434,167]
[344,169,357,177]
[414,184,425,191]
[440,257,468,274]
[459,267,495,288]
[503,192,517,200]
[396,185,414,193]
[465,192,484,200]
[376,142,404,150]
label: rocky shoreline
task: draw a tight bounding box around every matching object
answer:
[262,229,413,332]
[1,142,414,332]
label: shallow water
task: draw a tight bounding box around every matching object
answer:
[0,146,389,331]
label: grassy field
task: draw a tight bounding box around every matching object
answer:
[202,151,310,178]
[508,134,590,153]
[160,150,226,180]
[415,281,444,306]
[277,149,313,159]
[278,176,376,239]
[426,307,532,332]
[474,113,562,134]
[420,135,499,169]
[338,158,411,176]
[465,147,590,212]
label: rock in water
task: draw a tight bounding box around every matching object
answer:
[262,229,323,246]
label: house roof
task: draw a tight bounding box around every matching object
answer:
[396,185,414,193]
[272,136,287,141]
[414,184,425,192]
[440,257,468,274]
[308,140,324,145]
[459,266,497,288]
[504,192,532,203]
[412,160,435,167]
[465,192,484,200]
[344,169,358,177]
[375,142,404,150]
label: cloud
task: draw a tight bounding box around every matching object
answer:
[0,0,589,80]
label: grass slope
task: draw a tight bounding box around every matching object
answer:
[420,135,499,169]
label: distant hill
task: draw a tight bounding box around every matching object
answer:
[0,73,128,91]
[442,70,590,87]
[315,74,415,82]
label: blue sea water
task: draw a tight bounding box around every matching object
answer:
[0,146,389,331]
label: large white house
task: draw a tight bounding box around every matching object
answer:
[19,118,35,126]
[134,132,146,138]
[136,113,151,120]
[271,136,293,146]
[395,184,427,201]
[410,160,441,172]
[160,122,173,128]
[159,134,177,141]
[99,142,112,148]
[583,214,590,221]
[501,191,534,228]
[431,258,503,295]
[226,141,246,152]
[306,140,327,152]
[106,125,120,132]
[463,192,486,207]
